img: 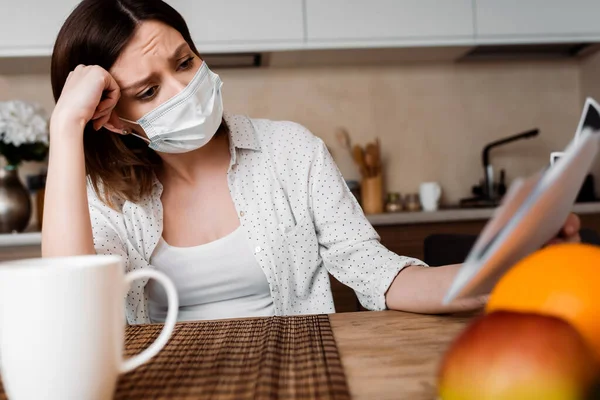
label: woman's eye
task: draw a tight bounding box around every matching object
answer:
[138,86,158,101]
[178,56,195,71]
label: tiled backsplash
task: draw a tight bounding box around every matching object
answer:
[219,59,581,204]
[0,57,587,206]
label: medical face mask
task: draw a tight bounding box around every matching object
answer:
[120,62,223,154]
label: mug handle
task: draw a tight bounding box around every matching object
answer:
[119,269,179,373]
[434,184,442,201]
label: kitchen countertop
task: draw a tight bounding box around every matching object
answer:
[1,202,600,249]
[367,201,600,226]
[0,231,43,248]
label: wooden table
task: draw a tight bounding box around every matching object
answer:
[0,310,474,400]
[329,310,474,400]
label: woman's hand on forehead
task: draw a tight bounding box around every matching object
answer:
[52,65,123,136]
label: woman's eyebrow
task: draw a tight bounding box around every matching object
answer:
[169,43,190,62]
[121,74,156,94]
[120,43,191,94]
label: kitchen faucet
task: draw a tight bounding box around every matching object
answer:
[482,129,539,201]
[460,128,539,208]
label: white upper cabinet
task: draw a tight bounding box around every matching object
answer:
[166,0,305,53]
[0,0,305,57]
[476,0,600,43]
[305,0,475,48]
[0,0,80,56]
[2,0,600,58]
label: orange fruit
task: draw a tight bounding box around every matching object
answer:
[487,243,600,359]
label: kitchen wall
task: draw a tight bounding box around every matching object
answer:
[0,55,584,206]
[581,51,600,102]
[580,51,600,182]
[220,58,581,204]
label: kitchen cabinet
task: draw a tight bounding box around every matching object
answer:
[0,0,80,56]
[165,0,305,53]
[4,0,600,59]
[476,0,600,43]
[305,0,475,48]
[0,246,40,262]
[0,0,304,57]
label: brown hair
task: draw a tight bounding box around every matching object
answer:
[51,0,201,206]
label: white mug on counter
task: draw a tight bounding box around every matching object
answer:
[419,182,442,212]
[0,255,179,400]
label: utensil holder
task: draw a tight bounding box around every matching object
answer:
[361,175,383,214]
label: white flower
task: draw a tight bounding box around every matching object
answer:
[0,101,49,147]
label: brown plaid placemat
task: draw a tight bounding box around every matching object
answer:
[0,315,349,400]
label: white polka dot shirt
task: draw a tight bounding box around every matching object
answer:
[88,114,426,325]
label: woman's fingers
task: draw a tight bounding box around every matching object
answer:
[92,112,112,131]
[558,213,581,243]
[92,118,105,132]
[544,213,582,247]
[91,107,112,122]
[90,71,122,130]
[562,213,581,237]
[92,110,124,132]
[94,96,119,117]
[106,111,124,132]
[100,68,121,106]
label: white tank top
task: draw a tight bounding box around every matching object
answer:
[147,226,275,323]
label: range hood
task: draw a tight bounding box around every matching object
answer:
[459,43,599,61]
[202,42,600,69]
[1,41,598,74]
[202,53,262,68]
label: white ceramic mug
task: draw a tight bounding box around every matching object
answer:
[419,182,442,212]
[0,255,178,400]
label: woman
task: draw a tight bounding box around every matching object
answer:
[43,0,581,325]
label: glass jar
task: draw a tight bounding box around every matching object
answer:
[385,192,403,213]
[405,193,422,212]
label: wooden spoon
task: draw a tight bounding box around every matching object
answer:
[364,152,375,177]
[365,143,379,177]
[374,137,381,175]
[335,128,351,150]
[353,145,368,178]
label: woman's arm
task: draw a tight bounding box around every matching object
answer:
[385,265,488,314]
[385,214,582,314]
[42,65,122,257]
[42,120,95,256]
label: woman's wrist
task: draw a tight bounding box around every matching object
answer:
[50,111,87,140]
[386,264,488,314]
[47,122,87,169]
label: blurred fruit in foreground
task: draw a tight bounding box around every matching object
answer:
[486,243,600,359]
[438,311,599,400]
[586,377,600,400]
